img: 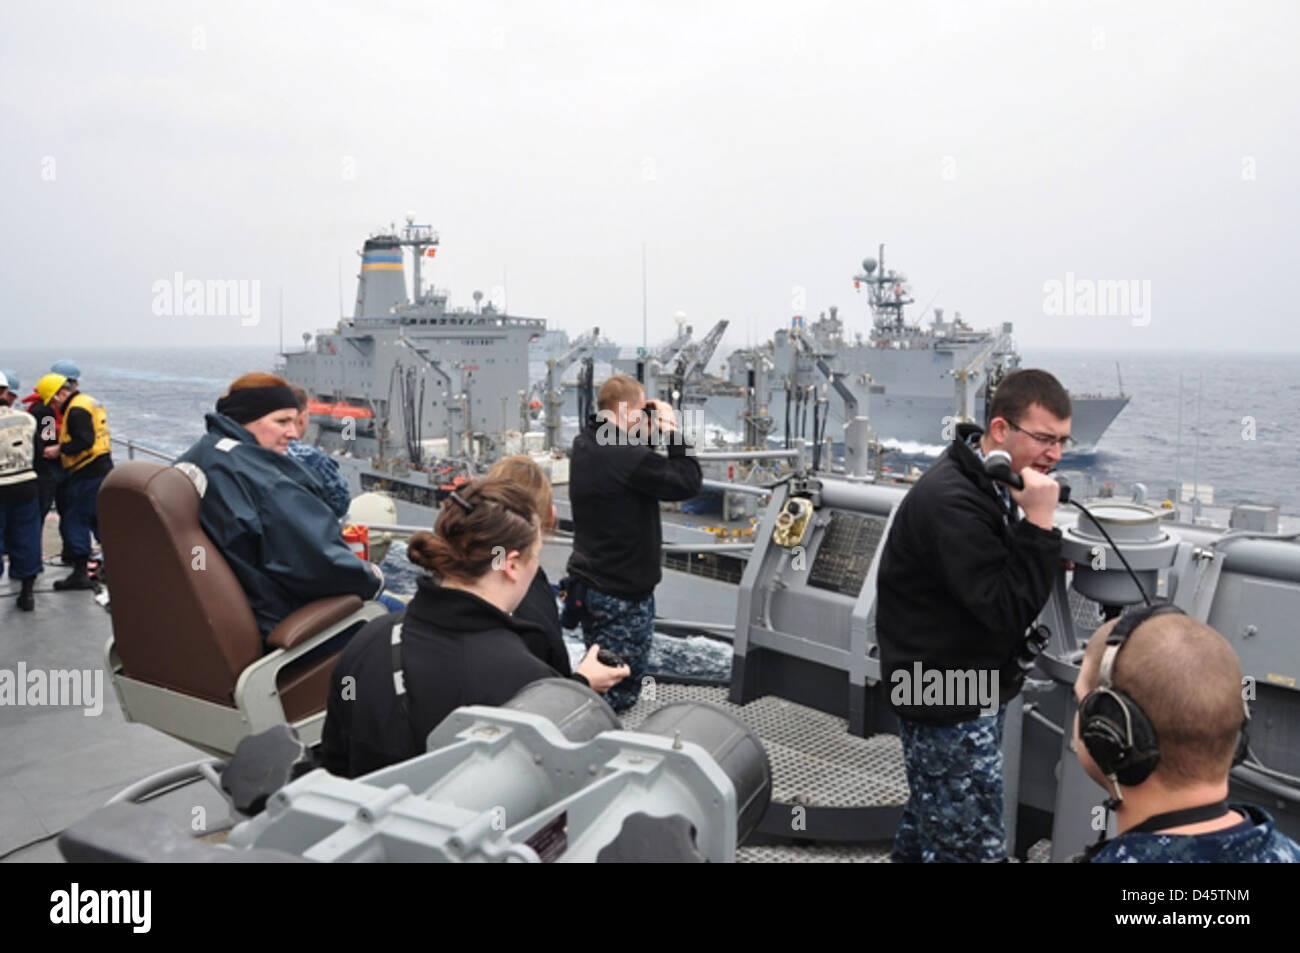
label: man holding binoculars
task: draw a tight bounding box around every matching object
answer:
[566,374,702,711]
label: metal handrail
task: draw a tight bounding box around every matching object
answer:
[692,449,800,462]
[110,437,177,464]
[700,479,770,498]
[355,523,753,556]
[662,542,753,554]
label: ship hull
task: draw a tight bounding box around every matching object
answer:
[558,387,1130,451]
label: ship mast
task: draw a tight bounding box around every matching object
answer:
[398,214,440,304]
[852,243,914,342]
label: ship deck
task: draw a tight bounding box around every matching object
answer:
[1,520,911,863]
[1,521,230,862]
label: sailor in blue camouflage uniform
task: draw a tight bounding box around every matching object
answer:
[287,385,352,519]
[893,706,1010,863]
[878,371,1072,862]
[566,374,702,712]
[1088,804,1300,863]
[581,588,657,711]
[1073,609,1300,863]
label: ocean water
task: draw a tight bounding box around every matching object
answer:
[1021,349,1300,512]
[6,346,1294,509]
[6,345,1295,681]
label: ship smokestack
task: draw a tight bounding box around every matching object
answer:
[354,236,408,319]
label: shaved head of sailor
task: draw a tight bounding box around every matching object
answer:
[1073,612,1246,831]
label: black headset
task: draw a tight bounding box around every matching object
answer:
[1079,601,1250,794]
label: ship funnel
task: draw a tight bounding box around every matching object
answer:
[355,236,408,319]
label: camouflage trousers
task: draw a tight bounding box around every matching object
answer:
[580,588,654,712]
[893,704,1008,863]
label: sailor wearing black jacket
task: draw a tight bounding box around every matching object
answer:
[321,479,628,778]
[566,374,703,710]
[485,455,571,675]
[515,565,569,674]
[877,369,1070,862]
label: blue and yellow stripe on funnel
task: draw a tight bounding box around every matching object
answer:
[362,252,404,272]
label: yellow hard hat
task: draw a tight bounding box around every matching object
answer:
[36,373,69,404]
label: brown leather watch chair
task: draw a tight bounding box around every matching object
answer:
[98,461,389,756]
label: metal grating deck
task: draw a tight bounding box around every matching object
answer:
[619,683,909,810]
[736,842,892,863]
[621,684,904,863]
[618,683,1052,863]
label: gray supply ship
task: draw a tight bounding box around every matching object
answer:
[273,217,784,533]
[547,247,1130,454]
[276,217,559,522]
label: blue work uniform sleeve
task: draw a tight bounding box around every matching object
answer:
[288,443,353,518]
[316,458,353,518]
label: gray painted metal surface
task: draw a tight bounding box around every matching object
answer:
[724,470,1300,852]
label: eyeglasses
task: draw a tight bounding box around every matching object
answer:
[1007,420,1075,450]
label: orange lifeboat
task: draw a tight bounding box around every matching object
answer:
[308,399,374,419]
[330,403,374,419]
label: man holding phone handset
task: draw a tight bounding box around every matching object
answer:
[876,369,1069,862]
[566,374,703,711]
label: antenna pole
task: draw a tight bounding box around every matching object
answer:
[1175,371,1183,506]
[279,286,284,353]
[1192,372,1203,512]
[411,226,421,305]
[642,242,648,350]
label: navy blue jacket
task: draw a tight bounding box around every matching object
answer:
[877,423,1062,724]
[177,413,381,635]
[513,566,570,675]
[566,417,703,600]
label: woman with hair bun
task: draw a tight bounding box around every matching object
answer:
[176,373,383,638]
[483,454,569,674]
[320,478,629,778]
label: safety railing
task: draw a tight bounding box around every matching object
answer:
[110,437,177,464]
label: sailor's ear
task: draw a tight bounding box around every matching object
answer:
[503,548,523,577]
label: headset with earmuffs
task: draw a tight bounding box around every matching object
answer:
[1079,600,1251,802]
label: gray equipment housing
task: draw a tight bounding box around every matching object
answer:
[224,681,771,863]
[730,474,899,737]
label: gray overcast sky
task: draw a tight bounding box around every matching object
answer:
[3,0,1296,356]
